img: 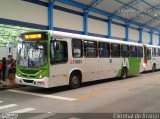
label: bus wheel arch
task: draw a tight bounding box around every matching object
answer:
[69,70,82,89]
[152,63,156,72]
[121,67,128,79]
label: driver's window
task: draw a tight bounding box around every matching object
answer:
[50,40,68,64]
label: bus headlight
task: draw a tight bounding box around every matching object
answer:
[39,74,43,78]
[143,63,146,67]
[17,72,21,76]
[38,70,47,79]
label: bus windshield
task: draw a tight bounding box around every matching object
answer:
[16,41,48,68]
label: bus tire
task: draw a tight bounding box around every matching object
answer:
[152,64,156,72]
[121,67,127,79]
[69,72,81,89]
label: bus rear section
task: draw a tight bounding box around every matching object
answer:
[143,45,160,72]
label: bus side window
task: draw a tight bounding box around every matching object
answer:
[152,48,156,57]
[84,40,97,58]
[111,43,120,57]
[129,46,137,57]
[156,48,158,57]
[121,45,129,57]
[50,40,68,64]
[99,42,110,58]
[72,39,83,58]
[137,46,143,58]
[147,48,151,60]
[152,48,154,57]
[158,48,160,57]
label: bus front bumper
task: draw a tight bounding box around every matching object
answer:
[15,75,49,88]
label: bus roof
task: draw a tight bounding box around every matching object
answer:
[50,31,143,47]
[144,44,160,48]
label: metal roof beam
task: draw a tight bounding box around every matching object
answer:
[113,0,144,16]
[57,0,87,9]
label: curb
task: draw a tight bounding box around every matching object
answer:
[0,79,24,90]
[0,84,23,90]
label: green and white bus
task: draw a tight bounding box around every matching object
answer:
[143,44,160,72]
[16,31,144,88]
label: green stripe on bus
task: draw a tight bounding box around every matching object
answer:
[116,58,141,77]
[128,58,141,75]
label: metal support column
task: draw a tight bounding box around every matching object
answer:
[150,31,153,45]
[125,24,129,41]
[48,0,54,30]
[159,33,160,46]
[139,27,143,43]
[83,10,88,35]
[108,17,112,38]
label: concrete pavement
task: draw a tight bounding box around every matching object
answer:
[1,71,160,118]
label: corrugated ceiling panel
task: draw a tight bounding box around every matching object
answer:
[156,25,160,29]
[150,21,160,27]
[136,15,152,24]
[119,8,137,20]
[150,10,160,18]
[95,0,123,13]
[133,2,150,12]
[146,0,160,6]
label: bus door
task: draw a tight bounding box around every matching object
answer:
[50,39,69,86]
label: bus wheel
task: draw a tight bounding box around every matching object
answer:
[152,64,156,72]
[121,68,127,79]
[69,73,81,89]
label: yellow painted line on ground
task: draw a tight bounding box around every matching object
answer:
[76,90,108,100]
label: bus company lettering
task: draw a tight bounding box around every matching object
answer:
[70,60,82,64]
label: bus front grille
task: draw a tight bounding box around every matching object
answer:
[20,69,39,74]
[22,75,36,78]
[23,79,34,83]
